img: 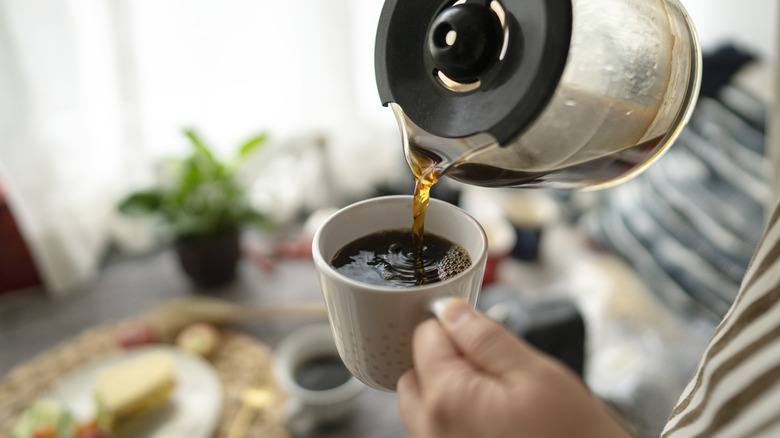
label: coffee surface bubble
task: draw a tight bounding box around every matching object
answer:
[438,245,472,280]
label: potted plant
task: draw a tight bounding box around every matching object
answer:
[118,129,269,288]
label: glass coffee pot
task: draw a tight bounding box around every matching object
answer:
[375,0,702,189]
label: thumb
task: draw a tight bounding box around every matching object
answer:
[433,298,537,376]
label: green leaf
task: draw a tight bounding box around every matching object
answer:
[239,208,271,229]
[238,132,268,159]
[118,191,164,216]
[184,128,221,178]
[184,129,215,161]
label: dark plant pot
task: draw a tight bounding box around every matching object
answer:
[174,228,240,289]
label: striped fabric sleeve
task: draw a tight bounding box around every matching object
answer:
[662,200,780,437]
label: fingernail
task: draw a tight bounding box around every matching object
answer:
[432,298,472,327]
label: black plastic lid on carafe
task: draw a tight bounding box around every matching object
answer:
[375,0,572,146]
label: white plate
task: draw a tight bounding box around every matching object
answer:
[45,345,222,438]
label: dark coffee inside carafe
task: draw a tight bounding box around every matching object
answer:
[401,108,667,273]
[434,133,667,188]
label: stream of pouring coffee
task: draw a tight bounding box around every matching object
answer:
[408,134,493,257]
[409,151,440,254]
[410,153,441,282]
[408,140,487,286]
[401,101,499,283]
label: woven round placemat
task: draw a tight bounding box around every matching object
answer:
[0,323,290,438]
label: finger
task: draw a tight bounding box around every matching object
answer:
[397,369,423,431]
[411,318,463,385]
[436,298,538,376]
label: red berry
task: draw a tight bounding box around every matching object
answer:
[32,424,56,438]
[116,320,156,348]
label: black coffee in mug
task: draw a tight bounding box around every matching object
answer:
[330,229,472,287]
[294,355,353,391]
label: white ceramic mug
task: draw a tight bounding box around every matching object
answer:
[312,195,488,391]
[274,324,365,434]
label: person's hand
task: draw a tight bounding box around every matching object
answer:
[397,299,633,438]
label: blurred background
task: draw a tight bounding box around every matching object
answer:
[0,0,776,295]
[0,1,778,436]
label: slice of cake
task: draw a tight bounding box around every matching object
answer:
[95,350,175,435]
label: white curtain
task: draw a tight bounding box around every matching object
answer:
[0,0,402,296]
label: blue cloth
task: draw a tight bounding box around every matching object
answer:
[581,49,769,321]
